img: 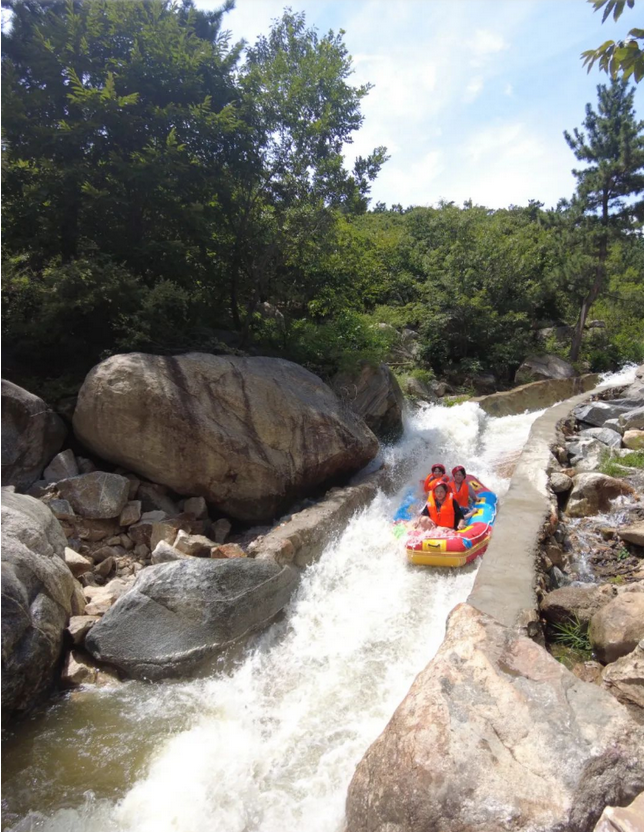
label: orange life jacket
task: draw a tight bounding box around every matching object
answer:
[450,479,470,509]
[426,491,456,528]
[424,474,447,493]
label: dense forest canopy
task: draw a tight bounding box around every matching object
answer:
[2,0,643,400]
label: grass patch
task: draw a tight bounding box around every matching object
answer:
[443,394,471,408]
[608,575,625,585]
[598,449,644,477]
[551,615,593,661]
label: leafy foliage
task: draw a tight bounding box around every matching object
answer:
[582,0,644,83]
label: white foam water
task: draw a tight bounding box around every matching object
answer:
[7,372,632,832]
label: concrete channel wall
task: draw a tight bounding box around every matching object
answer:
[467,387,596,630]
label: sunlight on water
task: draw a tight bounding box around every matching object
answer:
[9,371,635,832]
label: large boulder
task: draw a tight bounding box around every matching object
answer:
[618,522,644,547]
[566,437,606,472]
[589,594,644,664]
[85,558,299,680]
[1,491,75,722]
[73,354,378,523]
[1,380,66,490]
[579,427,622,449]
[332,362,404,441]
[621,406,644,431]
[515,354,576,385]
[573,401,631,428]
[566,473,636,518]
[345,604,644,832]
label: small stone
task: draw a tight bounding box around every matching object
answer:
[133,543,150,559]
[79,572,99,588]
[618,522,644,547]
[76,457,97,474]
[92,545,120,563]
[49,498,76,521]
[549,473,573,494]
[120,534,134,550]
[183,496,208,519]
[61,650,97,687]
[138,483,179,516]
[174,530,216,557]
[119,500,142,527]
[602,418,624,436]
[67,615,101,645]
[94,556,115,578]
[132,562,143,575]
[150,520,181,551]
[106,535,122,546]
[213,518,232,544]
[83,578,132,616]
[151,540,189,564]
[43,449,79,483]
[64,547,93,578]
[210,543,246,559]
[571,661,603,685]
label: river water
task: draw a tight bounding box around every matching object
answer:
[2,397,569,832]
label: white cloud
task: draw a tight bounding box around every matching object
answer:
[465,77,484,102]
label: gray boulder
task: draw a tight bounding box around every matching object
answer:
[579,427,622,449]
[589,594,644,664]
[85,558,299,679]
[541,584,617,626]
[515,354,576,385]
[1,380,66,490]
[621,406,644,431]
[1,491,75,722]
[43,449,78,483]
[332,362,404,441]
[573,401,630,427]
[345,603,644,832]
[56,472,130,519]
[73,354,378,523]
[567,437,606,471]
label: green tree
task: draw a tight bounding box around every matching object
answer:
[582,0,644,83]
[563,78,644,361]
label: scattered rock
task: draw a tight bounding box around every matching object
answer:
[1,380,67,490]
[211,543,246,559]
[566,473,636,518]
[128,511,167,546]
[589,594,644,664]
[76,457,97,475]
[593,792,644,832]
[91,545,120,564]
[133,544,150,560]
[61,650,97,687]
[567,437,606,471]
[43,449,79,483]
[67,615,101,646]
[57,472,130,520]
[118,501,142,527]
[48,498,76,521]
[621,406,644,431]
[579,427,622,449]
[603,418,624,435]
[213,518,232,544]
[94,556,115,578]
[174,530,215,557]
[573,401,631,427]
[150,540,189,564]
[183,496,208,519]
[85,559,300,680]
[64,547,93,578]
[571,661,604,685]
[83,578,132,616]
[550,472,573,493]
[137,482,180,517]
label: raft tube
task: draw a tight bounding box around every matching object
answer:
[394,475,497,568]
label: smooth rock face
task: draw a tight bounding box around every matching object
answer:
[515,354,576,384]
[550,472,573,493]
[621,406,644,431]
[332,363,404,441]
[57,472,130,519]
[589,594,644,664]
[73,353,379,523]
[345,604,644,832]
[602,640,644,711]
[86,558,300,680]
[1,491,75,721]
[1,380,66,490]
[541,584,617,626]
[566,473,636,518]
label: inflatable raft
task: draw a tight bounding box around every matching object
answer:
[393,475,497,568]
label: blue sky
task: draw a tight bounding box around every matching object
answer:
[197,0,644,211]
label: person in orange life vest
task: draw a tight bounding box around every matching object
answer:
[422,463,447,493]
[449,466,477,519]
[417,482,466,531]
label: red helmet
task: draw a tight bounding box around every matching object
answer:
[431,463,446,475]
[452,466,466,477]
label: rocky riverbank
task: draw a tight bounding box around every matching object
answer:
[537,366,644,720]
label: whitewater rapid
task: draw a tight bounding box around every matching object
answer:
[1,397,568,832]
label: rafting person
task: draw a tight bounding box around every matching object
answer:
[416,482,466,531]
[450,465,478,518]
[423,463,447,493]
